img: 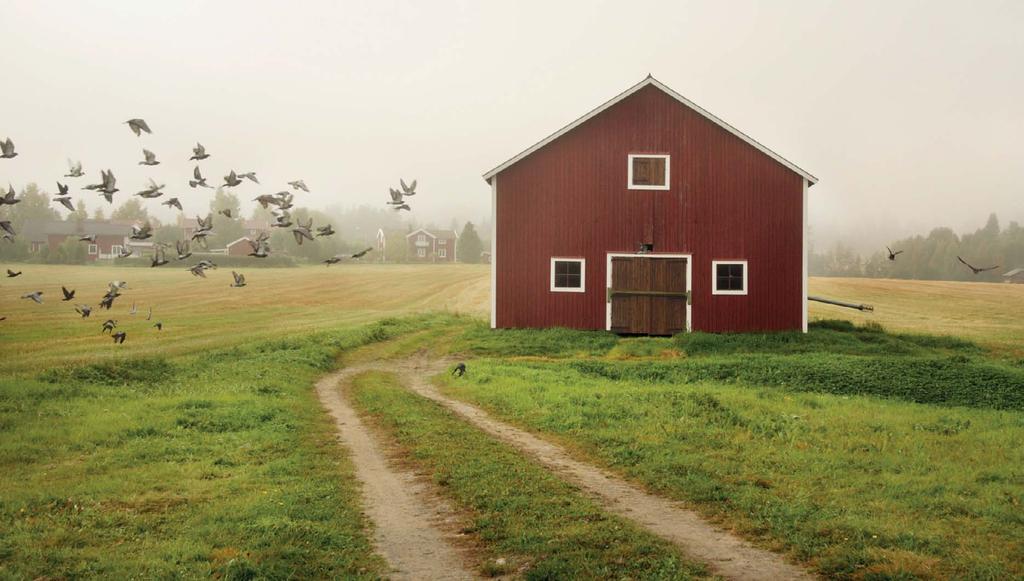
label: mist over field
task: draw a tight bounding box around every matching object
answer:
[1,0,1021,253]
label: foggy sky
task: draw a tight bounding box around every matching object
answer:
[1,1,1021,249]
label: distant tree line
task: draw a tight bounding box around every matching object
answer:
[811,213,1024,282]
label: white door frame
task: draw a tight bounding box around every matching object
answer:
[606,252,692,333]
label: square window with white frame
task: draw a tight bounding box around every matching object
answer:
[417,248,426,257]
[550,258,585,292]
[628,154,670,190]
[712,260,747,295]
[88,244,99,255]
[438,248,447,258]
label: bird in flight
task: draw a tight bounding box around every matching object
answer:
[7,269,22,277]
[189,166,212,189]
[65,159,84,178]
[288,180,309,192]
[112,331,127,344]
[351,247,373,259]
[292,217,314,245]
[139,149,160,166]
[21,291,44,304]
[125,119,152,136]
[1,185,20,205]
[0,137,17,159]
[117,246,134,258]
[324,256,342,266]
[223,170,243,188]
[231,271,247,288]
[190,142,210,160]
[957,256,999,275]
[238,171,259,184]
[886,246,903,261]
[79,234,97,243]
[75,305,92,318]
[247,232,270,258]
[1,220,16,237]
[316,224,335,237]
[130,222,153,240]
[61,286,76,301]
[254,194,279,209]
[162,197,183,211]
[393,203,411,212]
[102,319,117,334]
[136,178,165,198]
[54,182,75,211]
[151,246,169,267]
[218,208,234,219]
[400,179,417,196]
[175,240,192,260]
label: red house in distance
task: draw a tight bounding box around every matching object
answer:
[484,76,817,335]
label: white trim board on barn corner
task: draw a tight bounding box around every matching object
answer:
[481,75,818,186]
[605,253,692,333]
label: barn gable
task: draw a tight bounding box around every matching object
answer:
[483,75,816,186]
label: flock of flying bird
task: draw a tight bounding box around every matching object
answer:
[1,125,422,341]
[885,245,1000,274]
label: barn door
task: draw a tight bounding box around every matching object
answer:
[609,257,688,336]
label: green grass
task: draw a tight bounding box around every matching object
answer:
[349,370,710,580]
[437,320,1024,579]
[0,315,449,578]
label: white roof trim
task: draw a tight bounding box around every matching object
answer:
[482,75,817,185]
[405,228,437,239]
[226,236,251,247]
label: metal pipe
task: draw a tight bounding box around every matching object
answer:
[808,295,875,312]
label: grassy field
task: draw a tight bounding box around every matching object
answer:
[2,265,1023,579]
[0,263,489,375]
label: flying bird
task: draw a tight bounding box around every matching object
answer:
[0,137,17,159]
[886,246,904,261]
[54,182,74,211]
[238,171,259,184]
[223,170,242,187]
[218,208,234,219]
[288,180,309,192]
[139,149,160,166]
[112,331,126,344]
[351,247,373,259]
[189,166,212,188]
[393,203,411,212]
[324,256,342,266]
[130,222,153,240]
[387,188,404,206]
[400,178,417,196]
[61,286,75,301]
[247,233,270,258]
[65,160,84,178]
[162,197,183,211]
[102,319,117,334]
[151,246,169,267]
[190,142,210,160]
[292,217,314,245]
[254,194,279,209]
[231,271,246,287]
[80,234,97,243]
[21,291,44,304]
[175,239,192,260]
[0,185,19,205]
[136,178,165,198]
[957,256,999,275]
[0,220,15,236]
[316,224,335,237]
[117,246,134,258]
[125,119,152,136]
[76,305,92,318]
[7,269,22,277]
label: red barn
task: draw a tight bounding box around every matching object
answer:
[22,219,132,261]
[406,228,459,263]
[484,76,817,335]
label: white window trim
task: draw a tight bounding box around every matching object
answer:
[627,154,670,191]
[417,248,426,257]
[712,260,748,296]
[438,248,447,258]
[550,257,586,293]
[88,244,99,255]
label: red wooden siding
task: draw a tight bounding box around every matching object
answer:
[493,84,805,333]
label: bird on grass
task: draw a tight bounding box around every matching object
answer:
[129,302,137,316]
[75,305,92,318]
[1,185,19,205]
[351,247,373,259]
[957,256,1000,275]
[162,197,183,211]
[231,271,246,288]
[190,166,212,189]
[0,317,6,322]
[102,319,117,334]
[452,362,466,377]
[139,149,160,166]
[316,224,335,237]
[0,137,17,159]
[125,118,151,136]
[61,286,75,301]
[288,180,309,192]
[7,269,22,277]
[112,331,126,344]
[153,322,163,331]
[176,240,192,260]
[188,264,209,278]
[21,291,44,304]
[190,143,210,160]
[65,160,84,178]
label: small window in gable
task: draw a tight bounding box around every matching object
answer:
[712,261,747,295]
[550,258,585,292]
[628,154,669,190]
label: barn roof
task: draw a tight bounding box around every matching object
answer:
[21,219,133,242]
[482,75,818,185]
[1003,268,1024,277]
[406,228,458,239]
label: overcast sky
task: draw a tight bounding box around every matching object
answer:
[1,0,1021,249]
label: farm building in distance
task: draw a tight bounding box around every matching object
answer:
[1003,268,1024,284]
[484,76,816,335]
[406,228,458,262]
[21,219,133,260]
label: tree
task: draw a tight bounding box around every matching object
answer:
[207,189,245,249]
[458,222,483,263]
[71,199,88,224]
[93,207,106,220]
[111,198,149,222]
